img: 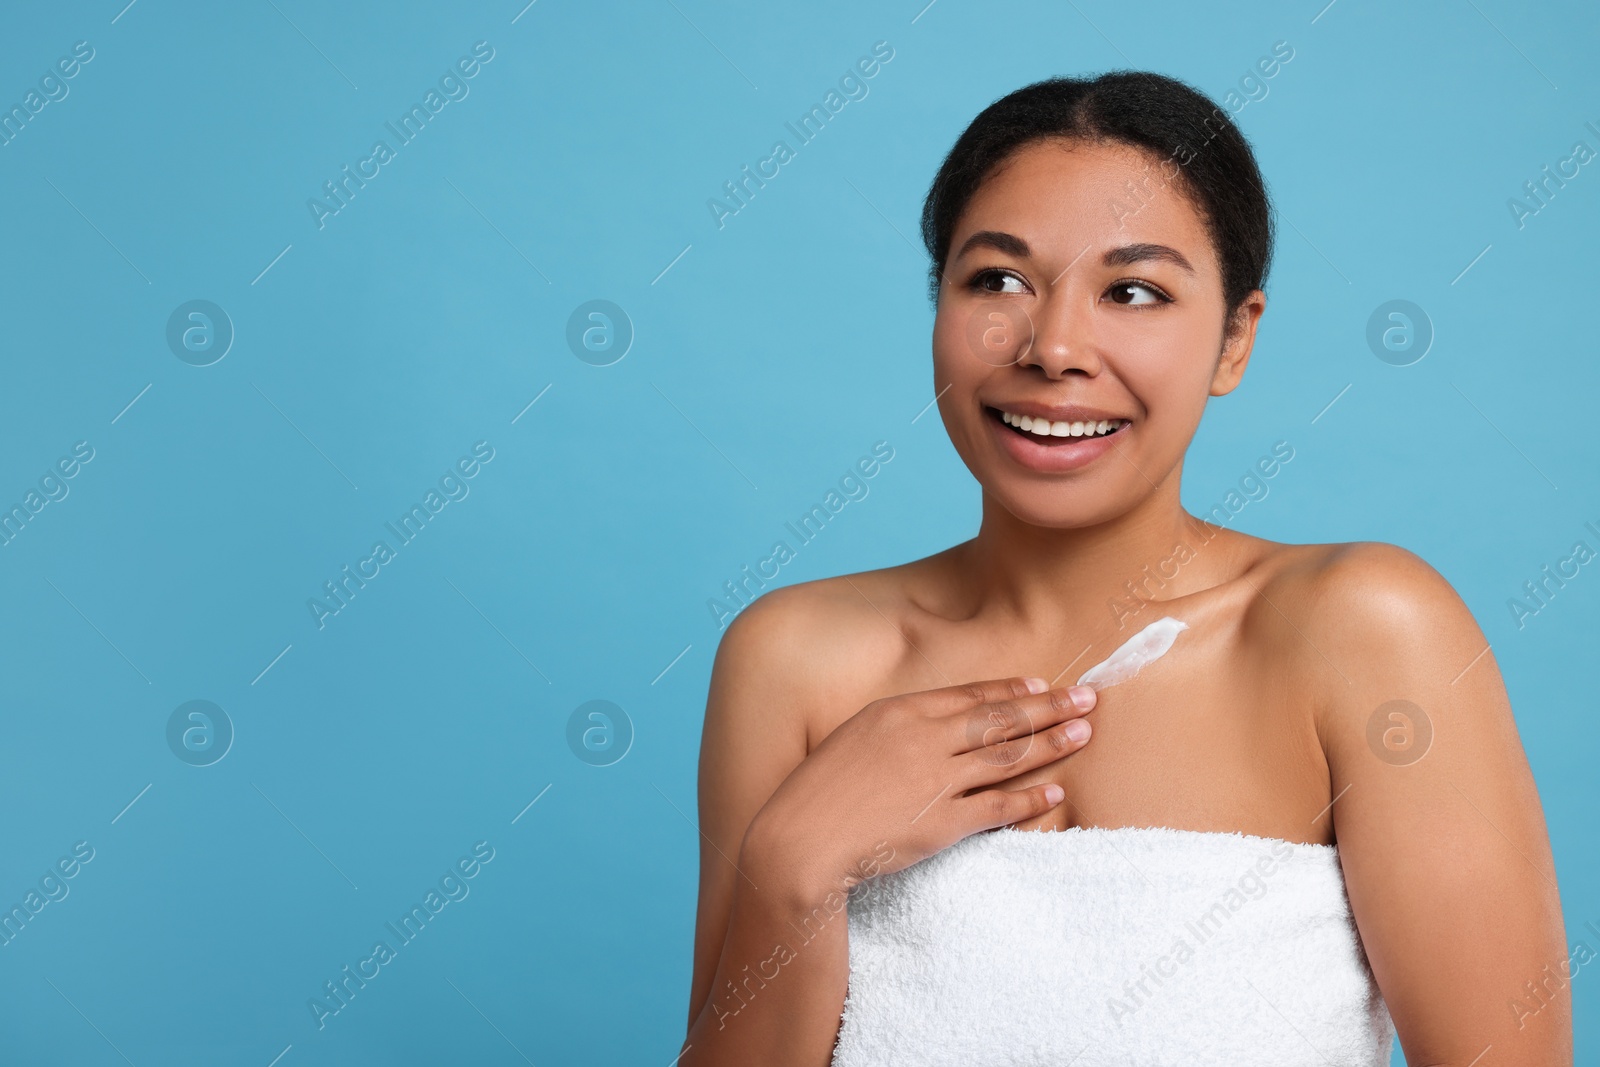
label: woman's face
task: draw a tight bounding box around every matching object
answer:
[932,137,1262,528]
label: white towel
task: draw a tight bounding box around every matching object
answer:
[831,825,1395,1066]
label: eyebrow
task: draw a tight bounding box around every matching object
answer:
[954,231,1196,276]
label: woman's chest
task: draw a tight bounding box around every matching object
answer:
[834,607,1334,843]
[995,665,1329,839]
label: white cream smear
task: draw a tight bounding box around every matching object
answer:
[1075,616,1189,690]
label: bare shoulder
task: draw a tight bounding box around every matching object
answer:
[1247,539,1468,624]
[1273,539,1475,642]
[1243,538,1493,732]
[1281,540,1461,613]
[715,569,905,669]
[709,554,948,750]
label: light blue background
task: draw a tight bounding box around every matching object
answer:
[0,1,1594,1063]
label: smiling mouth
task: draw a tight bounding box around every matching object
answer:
[986,406,1129,443]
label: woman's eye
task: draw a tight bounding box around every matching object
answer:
[1106,281,1169,306]
[972,269,1027,294]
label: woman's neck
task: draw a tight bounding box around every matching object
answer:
[954,479,1238,632]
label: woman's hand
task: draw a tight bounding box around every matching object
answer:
[741,675,1096,897]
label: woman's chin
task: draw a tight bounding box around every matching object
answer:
[982,487,1125,530]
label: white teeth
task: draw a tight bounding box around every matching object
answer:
[1000,410,1124,438]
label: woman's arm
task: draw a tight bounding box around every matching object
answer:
[1305,542,1570,1065]
[679,580,1096,1065]
[680,588,861,1066]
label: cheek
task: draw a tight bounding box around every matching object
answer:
[1109,311,1220,395]
[931,322,995,441]
[1119,354,1216,452]
[933,298,1017,378]
[931,312,976,383]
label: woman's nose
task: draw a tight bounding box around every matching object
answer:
[1017,288,1103,379]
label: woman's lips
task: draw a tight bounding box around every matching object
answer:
[984,406,1129,473]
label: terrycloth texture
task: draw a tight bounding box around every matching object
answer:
[830,825,1395,1066]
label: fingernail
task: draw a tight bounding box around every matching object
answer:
[1065,719,1091,741]
[1025,677,1049,694]
[1044,784,1065,805]
[1070,685,1096,709]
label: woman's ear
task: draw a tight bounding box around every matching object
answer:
[1210,289,1266,397]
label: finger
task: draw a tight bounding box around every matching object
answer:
[961,781,1068,834]
[960,713,1091,783]
[909,675,1052,715]
[957,685,1096,754]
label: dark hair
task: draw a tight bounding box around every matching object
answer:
[920,71,1274,334]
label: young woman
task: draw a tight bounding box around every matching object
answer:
[679,72,1570,1066]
